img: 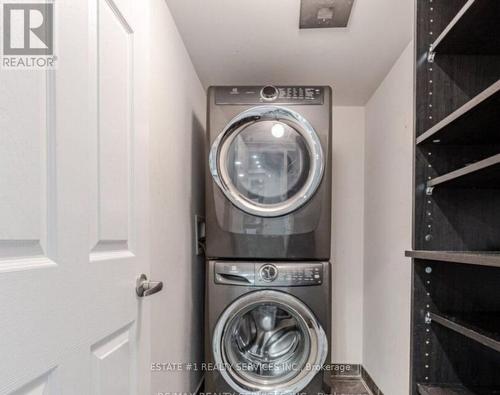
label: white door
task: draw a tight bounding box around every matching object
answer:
[0,0,152,394]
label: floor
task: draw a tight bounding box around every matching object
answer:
[331,378,372,395]
[198,378,372,395]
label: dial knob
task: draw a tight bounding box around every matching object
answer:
[261,85,278,101]
[259,264,278,282]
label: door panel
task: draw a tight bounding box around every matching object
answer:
[11,371,56,395]
[91,325,133,395]
[0,72,53,268]
[0,0,150,394]
[95,0,132,247]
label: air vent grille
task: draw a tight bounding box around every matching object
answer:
[299,0,354,29]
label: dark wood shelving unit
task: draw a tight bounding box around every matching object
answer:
[429,0,500,56]
[411,1,500,394]
[405,250,500,268]
[416,81,500,145]
[427,153,500,188]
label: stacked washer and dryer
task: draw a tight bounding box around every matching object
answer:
[205,85,332,395]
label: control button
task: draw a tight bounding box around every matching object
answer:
[314,274,320,279]
[261,86,278,101]
[259,264,279,282]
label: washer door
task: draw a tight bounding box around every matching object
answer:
[209,106,324,217]
[213,290,328,395]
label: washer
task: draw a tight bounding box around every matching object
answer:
[206,85,332,260]
[205,260,332,395]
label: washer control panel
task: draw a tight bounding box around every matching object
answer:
[215,86,325,105]
[255,263,323,286]
[214,262,324,287]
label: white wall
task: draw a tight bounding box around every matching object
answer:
[363,42,414,395]
[331,107,365,365]
[149,0,206,393]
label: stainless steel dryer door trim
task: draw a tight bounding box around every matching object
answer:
[209,106,324,217]
[212,290,328,395]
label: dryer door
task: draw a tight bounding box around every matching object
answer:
[213,290,328,395]
[209,106,324,217]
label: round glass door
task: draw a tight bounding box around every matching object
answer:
[213,291,328,395]
[209,106,324,217]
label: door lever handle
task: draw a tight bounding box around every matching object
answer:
[136,274,163,297]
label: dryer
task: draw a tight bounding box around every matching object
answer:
[205,260,332,395]
[206,85,332,260]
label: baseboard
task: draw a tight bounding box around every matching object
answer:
[330,363,384,395]
[329,363,362,378]
[360,366,384,395]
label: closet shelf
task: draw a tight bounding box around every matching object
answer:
[427,153,500,188]
[417,383,500,395]
[405,250,500,268]
[430,312,500,353]
[417,383,473,395]
[429,0,500,56]
[416,80,500,145]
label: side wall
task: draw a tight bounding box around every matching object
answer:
[149,0,206,392]
[363,41,414,395]
[331,107,365,366]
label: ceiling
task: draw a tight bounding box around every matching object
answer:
[166,0,414,105]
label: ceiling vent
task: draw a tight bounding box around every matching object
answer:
[299,0,354,29]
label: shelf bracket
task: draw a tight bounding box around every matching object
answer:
[425,312,432,325]
[427,48,435,63]
[426,186,434,196]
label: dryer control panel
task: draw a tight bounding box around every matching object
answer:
[214,262,324,287]
[214,85,325,105]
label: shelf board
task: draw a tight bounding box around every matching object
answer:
[430,0,500,55]
[416,80,500,145]
[430,312,500,353]
[417,383,500,395]
[417,384,473,395]
[427,153,500,188]
[405,250,500,268]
